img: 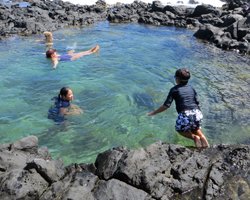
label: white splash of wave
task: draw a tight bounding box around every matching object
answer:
[63,0,225,7]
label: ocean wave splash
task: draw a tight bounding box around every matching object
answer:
[64,0,225,7]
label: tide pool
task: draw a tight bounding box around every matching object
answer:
[0,21,249,164]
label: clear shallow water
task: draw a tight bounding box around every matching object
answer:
[0,21,249,165]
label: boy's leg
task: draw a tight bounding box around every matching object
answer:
[71,45,100,60]
[193,129,209,148]
[89,45,100,53]
[178,131,202,148]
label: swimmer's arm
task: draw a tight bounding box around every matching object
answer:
[147,105,168,116]
[60,105,83,116]
[51,57,58,69]
[67,104,83,115]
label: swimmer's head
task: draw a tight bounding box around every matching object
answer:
[46,49,57,58]
[59,87,74,101]
[44,31,53,43]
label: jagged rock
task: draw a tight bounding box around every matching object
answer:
[189,0,199,5]
[220,14,244,27]
[151,1,164,12]
[40,170,99,200]
[189,4,222,17]
[0,168,49,200]
[163,5,188,16]
[25,158,65,184]
[0,136,249,199]
[225,15,250,40]
[0,0,249,54]
[95,146,127,180]
[93,179,151,200]
[0,0,107,38]
[11,135,38,152]
[194,24,223,40]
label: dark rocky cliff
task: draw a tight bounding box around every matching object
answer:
[0,0,250,54]
[0,136,249,199]
[0,1,250,199]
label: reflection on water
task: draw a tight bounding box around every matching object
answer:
[0,21,249,164]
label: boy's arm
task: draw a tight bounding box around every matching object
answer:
[51,57,58,69]
[148,105,168,116]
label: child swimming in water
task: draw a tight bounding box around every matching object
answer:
[48,87,83,122]
[46,45,100,69]
[44,31,100,69]
[44,31,53,50]
[148,68,209,148]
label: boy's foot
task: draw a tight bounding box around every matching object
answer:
[199,136,210,148]
[90,45,100,53]
[193,135,202,148]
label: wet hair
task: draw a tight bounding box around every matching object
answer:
[46,49,56,58]
[175,68,190,84]
[58,87,70,100]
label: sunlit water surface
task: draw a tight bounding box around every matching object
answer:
[0,22,249,165]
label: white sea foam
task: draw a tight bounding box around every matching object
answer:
[63,0,225,7]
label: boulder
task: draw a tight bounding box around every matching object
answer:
[189,4,222,17]
[220,13,244,27]
[0,0,249,54]
[0,136,249,199]
[163,5,188,16]
[194,24,223,41]
[151,1,164,12]
[225,15,250,40]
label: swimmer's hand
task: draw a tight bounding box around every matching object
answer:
[147,111,155,116]
[147,105,168,116]
[67,104,83,115]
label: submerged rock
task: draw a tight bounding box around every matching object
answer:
[0,136,249,199]
[132,92,155,109]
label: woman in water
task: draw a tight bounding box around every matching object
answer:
[48,87,83,122]
[44,31,100,69]
[46,45,100,69]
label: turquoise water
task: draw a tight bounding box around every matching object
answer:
[0,21,249,164]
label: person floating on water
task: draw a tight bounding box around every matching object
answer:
[44,31,100,69]
[44,31,53,50]
[48,87,83,122]
[46,45,99,69]
[148,68,209,148]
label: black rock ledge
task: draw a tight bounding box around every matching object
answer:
[0,0,250,54]
[0,135,249,200]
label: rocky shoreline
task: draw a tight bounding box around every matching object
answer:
[0,0,250,54]
[0,1,250,199]
[0,135,249,199]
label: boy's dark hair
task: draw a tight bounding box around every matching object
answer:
[175,68,190,83]
[46,49,56,58]
[59,87,70,99]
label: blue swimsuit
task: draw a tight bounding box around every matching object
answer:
[48,97,70,122]
[59,54,72,61]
